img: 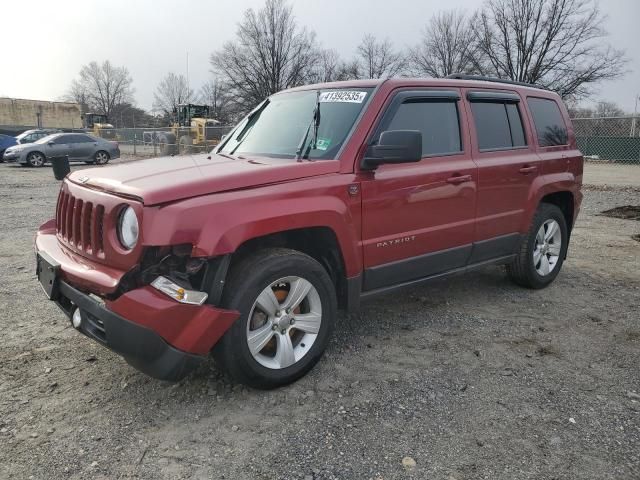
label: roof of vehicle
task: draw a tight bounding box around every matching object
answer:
[285,76,556,97]
[17,128,59,136]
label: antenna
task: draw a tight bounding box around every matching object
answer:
[186,51,190,104]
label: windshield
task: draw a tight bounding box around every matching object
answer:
[16,131,34,141]
[219,88,373,160]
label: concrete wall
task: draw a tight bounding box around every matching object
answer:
[0,98,83,130]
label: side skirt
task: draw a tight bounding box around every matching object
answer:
[358,254,516,303]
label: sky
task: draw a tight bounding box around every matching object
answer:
[0,0,638,113]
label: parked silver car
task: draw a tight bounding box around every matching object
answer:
[2,133,120,167]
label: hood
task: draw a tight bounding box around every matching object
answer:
[68,153,340,205]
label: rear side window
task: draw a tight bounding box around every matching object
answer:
[527,97,568,147]
[54,135,73,144]
[470,101,527,151]
[385,100,462,156]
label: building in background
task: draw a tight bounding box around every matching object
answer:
[0,98,82,134]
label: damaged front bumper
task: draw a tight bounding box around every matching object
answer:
[35,222,239,381]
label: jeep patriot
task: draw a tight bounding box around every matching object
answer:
[35,75,583,388]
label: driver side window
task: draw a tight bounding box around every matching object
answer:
[381,98,462,157]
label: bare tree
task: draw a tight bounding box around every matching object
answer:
[67,61,134,120]
[568,100,624,118]
[110,103,156,128]
[210,0,318,111]
[200,78,233,124]
[153,73,194,117]
[310,49,343,83]
[471,0,627,98]
[335,59,362,81]
[409,10,478,77]
[63,81,90,113]
[357,34,405,79]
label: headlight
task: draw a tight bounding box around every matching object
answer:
[118,206,139,249]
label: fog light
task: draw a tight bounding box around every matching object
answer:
[72,308,82,329]
[151,276,208,305]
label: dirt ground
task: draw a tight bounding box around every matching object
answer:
[0,159,638,480]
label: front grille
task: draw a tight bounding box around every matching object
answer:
[56,190,105,258]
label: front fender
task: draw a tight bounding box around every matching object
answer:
[141,175,363,276]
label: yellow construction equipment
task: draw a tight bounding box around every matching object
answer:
[158,104,220,156]
[82,113,116,139]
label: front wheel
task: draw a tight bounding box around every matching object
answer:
[26,152,46,167]
[215,248,337,389]
[507,203,568,289]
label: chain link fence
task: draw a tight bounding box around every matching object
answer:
[65,117,640,166]
[64,126,234,157]
[572,116,640,165]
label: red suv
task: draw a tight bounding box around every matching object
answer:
[35,76,583,388]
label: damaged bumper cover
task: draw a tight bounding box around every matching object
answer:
[35,222,239,381]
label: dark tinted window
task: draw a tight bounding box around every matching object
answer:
[53,135,73,144]
[527,97,568,147]
[73,135,94,143]
[506,104,526,147]
[471,101,527,150]
[385,100,461,156]
[471,102,511,150]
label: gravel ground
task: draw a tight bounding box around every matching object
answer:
[0,160,638,480]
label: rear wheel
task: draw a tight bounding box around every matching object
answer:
[507,203,568,289]
[94,150,110,165]
[26,152,45,168]
[215,248,336,389]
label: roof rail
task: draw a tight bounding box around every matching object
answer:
[445,74,549,91]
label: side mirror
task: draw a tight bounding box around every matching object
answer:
[362,130,422,170]
[48,141,55,146]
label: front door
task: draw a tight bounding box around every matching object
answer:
[45,135,72,159]
[360,89,477,291]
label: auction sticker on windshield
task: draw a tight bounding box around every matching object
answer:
[319,91,367,103]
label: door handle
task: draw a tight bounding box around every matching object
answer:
[519,165,538,174]
[446,174,472,184]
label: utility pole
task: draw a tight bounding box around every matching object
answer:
[632,94,639,137]
[186,51,190,104]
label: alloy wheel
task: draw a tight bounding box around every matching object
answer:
[95,152,109,164]
[28,153,45,167]
[246,276,322,370]
[533,219,562,276]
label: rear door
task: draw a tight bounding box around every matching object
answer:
[360,89,478,291]
[68,134,95,160]
[464,89,540,262]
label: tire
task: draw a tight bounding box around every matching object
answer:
[159,133,177,156]
[26,151,46,168]
[215,248,337,389]
[507,203,568,289]
[178,135,194,154]
[0,150,4,162]
[94,150,110,165]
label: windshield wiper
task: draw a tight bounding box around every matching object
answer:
[229,99,270,155]
[295,91,321,162]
